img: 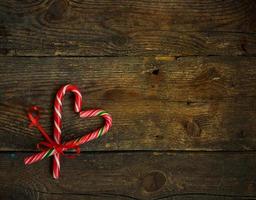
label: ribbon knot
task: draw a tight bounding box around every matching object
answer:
[37,141,80,157]
[28,106,81,158]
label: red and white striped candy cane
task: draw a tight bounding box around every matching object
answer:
[24,84,112,179]
[53,84,82,179]
[65,109,112,147]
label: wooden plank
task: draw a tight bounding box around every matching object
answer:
[0,0,256,56]
[0,152,255,199]
[0,56,256,151]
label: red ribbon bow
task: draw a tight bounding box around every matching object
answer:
[28,106,80,158]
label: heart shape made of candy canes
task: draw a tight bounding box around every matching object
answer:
[24,84,112,179]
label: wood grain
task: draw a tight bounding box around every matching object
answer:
[0,152,256,200]
[1,0,255,198]
[0,0,256,56]
[0,56,256,151]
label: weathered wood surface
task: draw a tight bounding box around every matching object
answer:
[0,0,256,56]
[0,56,256,151]
[1,0,256,198]
[0,152,256,200]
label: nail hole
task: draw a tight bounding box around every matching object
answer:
[241,43,248,54]
[152,69,159,75]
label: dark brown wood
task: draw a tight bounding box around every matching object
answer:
[0,152,256,200]
[0,56,256,151]
[1,1,255,197]
[0,0,256,56]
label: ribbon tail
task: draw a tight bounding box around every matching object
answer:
[24,149,55,165]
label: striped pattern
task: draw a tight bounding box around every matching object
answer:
[65,109,112,147]
[24,84,112,179]
[24,148,55,165]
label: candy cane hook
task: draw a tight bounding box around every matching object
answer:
[53,84,82,179]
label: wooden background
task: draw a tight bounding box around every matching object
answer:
[0,0,256,199]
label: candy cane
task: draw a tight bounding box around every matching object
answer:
[53,84,82,179]
[24,84,112,179]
